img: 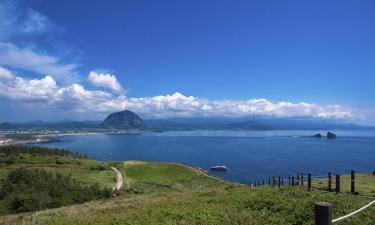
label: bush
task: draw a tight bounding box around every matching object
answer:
[0,168,111,215]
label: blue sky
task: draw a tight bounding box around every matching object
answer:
[0,0,374,123]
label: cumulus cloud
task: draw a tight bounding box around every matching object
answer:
[122,93,353,119]
[0,73,57,101]
[0,67,354,119]
[0,67,354,120]
[88,71,124,93]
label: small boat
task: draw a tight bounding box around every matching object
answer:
[210,165,228,171]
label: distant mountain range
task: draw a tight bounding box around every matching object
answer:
[0,110,373,131]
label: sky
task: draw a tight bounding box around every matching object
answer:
[0,0,374,124]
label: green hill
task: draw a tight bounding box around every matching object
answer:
[0,147,375,225]
[0,158,374,225]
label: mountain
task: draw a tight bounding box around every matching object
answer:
[102,110,144,129]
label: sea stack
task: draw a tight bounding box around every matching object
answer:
[313,133,322,138]
[327,132,336,139]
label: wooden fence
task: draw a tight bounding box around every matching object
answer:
[250,170,375,224]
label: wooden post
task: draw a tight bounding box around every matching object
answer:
[288,176,291,185]
[268,177,271,185]
[292,176,295,186]
[314,202,332,225]
[278,176,281,188]
[336,175,340,194]
[263,179,265,185]
[272,176,275,187]
[296,173,299,186]
[301,173,304,186]
[308,173,312,191]
[351,170,355,195]
[328,172,332,192]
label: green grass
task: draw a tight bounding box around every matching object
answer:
[1,186,374,225]
[119,160,227,193]
[311,173,375,197]
[1,161,374,225]
[0,153,115,188]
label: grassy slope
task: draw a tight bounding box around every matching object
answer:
[311,173,375,197]
[1,161,374,225]
[0,153,115,188]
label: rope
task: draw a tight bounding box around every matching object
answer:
[332,200,375,223]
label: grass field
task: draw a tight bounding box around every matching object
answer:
[0,153,115,188]
[1,161,374,225]
[311,173,375,197]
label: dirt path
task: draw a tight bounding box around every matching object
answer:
[110,167,123,191]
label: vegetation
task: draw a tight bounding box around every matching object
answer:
[119,161,227,194]
[0,145,116,216]
[1,161,373,225]
[0,145,88,159]
[0,153,115,188]
[0,147,373,224]
[311,173,375,197]
[0,168,111,215]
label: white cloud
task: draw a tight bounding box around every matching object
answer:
[0,68,354,120]
[88,71,124,93]
[0,66,14,79]
[0,1,77,83]
[0,69,57,101]
[0,43,78,83]
[122,92,353,119]
[0,0,53,40]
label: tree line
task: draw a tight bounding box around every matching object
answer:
[0,145,88,159]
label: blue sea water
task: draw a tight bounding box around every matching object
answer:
[34,129,375,184]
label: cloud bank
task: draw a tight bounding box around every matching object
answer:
[0,67,353,119]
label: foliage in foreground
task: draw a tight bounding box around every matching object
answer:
[0,168,111,215]
[1,162,374,225]
[2,186,374,225]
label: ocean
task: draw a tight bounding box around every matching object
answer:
[34,129,375,184]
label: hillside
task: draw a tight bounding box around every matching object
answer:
[1,160,374,225]
[102,110,144,129]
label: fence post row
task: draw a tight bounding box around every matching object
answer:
[315,202,332,225]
